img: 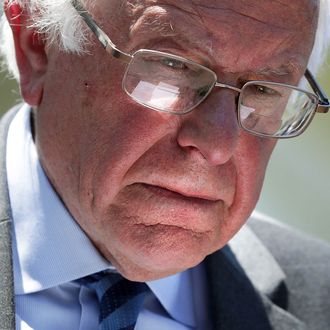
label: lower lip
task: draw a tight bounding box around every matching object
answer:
[140,183,216,205]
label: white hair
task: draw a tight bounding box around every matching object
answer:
[309,0,330,73]
[0,0,330,79]
[0,0,89,78]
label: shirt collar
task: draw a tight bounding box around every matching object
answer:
[7,104,196,327]
[147,270,196,327]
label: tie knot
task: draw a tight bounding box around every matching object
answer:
[80,271,149,330]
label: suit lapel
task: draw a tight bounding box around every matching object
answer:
[205,246,273,330]
[205,224,307,330]
[0,106,21,330]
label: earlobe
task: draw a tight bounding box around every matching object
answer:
[4,1,48,106]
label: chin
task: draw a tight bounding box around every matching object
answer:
[100,223,222,281]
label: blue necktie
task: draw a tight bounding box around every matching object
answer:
[81,271,149,330]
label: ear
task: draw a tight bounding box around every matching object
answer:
[4,1,48,106]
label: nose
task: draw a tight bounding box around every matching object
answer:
[176,89,240,166]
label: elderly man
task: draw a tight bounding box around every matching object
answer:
[0,0,330,329]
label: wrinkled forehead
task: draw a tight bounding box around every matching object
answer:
[127,0,319,23]
[123,0,319,73]
[127,0,319,39]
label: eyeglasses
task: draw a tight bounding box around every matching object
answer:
[71,0,330,139]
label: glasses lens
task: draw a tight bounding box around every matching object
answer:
[239,82,318,137]
[123,50,216,113]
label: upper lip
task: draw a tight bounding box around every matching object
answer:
[140,182,220,202]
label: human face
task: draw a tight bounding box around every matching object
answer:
[34,0,318,280]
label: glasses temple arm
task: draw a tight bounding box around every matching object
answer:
[305,68,329,113]
[70,0,132,63]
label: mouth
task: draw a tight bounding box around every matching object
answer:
[139,183,219,204]
[118,182,225,235]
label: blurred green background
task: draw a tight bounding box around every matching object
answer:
[256,54,330,243]
[1,47,330,242]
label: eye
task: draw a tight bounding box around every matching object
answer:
[255,85,279,96]
[162,58,187,70]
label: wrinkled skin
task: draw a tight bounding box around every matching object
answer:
[10,0,319,280]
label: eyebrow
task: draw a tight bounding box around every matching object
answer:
[129,12,177,40]
[256,67,292,76]
[254,60,304,78]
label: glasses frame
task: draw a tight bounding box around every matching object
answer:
[71,0,330,139]
[238,80,320,138]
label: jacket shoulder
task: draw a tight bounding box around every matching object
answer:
[0,105,20,330]
[248,212,330,265]
[248,212,330,329]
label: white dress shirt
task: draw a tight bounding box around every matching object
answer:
[7,104,211,330]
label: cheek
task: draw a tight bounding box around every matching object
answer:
[78,110,175,207]
[225,135,276,235]
[38,50,177,230]
[241,136,276,190]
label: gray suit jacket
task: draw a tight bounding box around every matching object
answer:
[1,107,330,330]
